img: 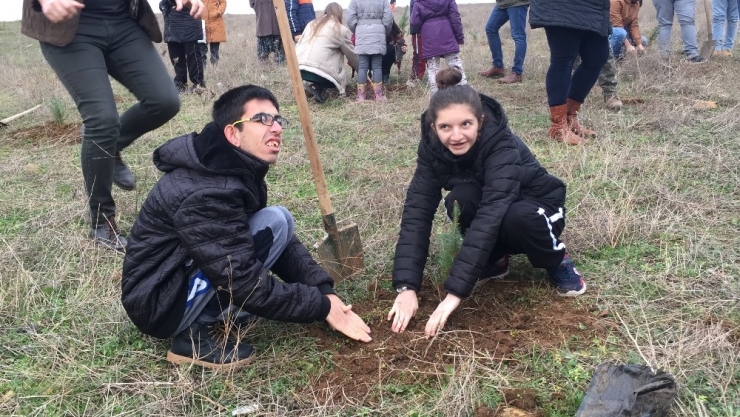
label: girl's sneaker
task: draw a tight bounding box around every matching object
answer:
[547,254,587,296]
[479,255,510,283]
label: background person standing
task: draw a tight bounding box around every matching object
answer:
[250,0,286,63]
[653,0,706,62]
[478,0,529,84]
[21,0,203,251]
[200,0,227,65]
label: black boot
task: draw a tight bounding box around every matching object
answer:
[167,322,255,370]
[113,152,136,191]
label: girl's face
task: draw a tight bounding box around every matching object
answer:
[432,104,481,156]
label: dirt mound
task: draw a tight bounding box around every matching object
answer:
[301,277,614,411]
[4,121,81,146]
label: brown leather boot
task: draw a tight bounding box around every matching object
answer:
[356,84,366,102]
[566,98,596,138]
[548,104,587,145]
[479,66,505,78]
[498,73,522,84]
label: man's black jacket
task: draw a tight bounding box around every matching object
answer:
[122,122,333,339]
[392,94,566,299]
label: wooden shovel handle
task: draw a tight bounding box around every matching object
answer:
[272,0,334,219]
[703,0,712,39]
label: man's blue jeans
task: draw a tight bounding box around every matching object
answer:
[609,27,649,57]
[653,0,700,58]
[485,4,529,75]
[712,0,739,50]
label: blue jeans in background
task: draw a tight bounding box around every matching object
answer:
[609,27,648,57]
[712,0,739,50]
[485,4,529,75]
[653,0,700,58]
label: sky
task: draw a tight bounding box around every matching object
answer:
[2,0,494,22]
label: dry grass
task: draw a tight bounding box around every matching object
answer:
[1,4,739,416]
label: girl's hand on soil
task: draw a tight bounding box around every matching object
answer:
[387,290,418,333]
[424,293,461,338]
[39,0,84,23]
[326,294,372,342]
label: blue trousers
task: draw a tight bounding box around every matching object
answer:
[485,4,529,75]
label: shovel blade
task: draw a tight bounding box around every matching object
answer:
[699,41,715,60]
[315,221,364,282]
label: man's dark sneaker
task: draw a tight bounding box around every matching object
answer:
[546,254,586,297]
[113,152,135,191]
[167,322,256,370]
[90,217,127,253]
[686,55,708,64]
[479,255,510,283]
[309,84,326,103]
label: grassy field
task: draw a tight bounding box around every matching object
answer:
[1,4,739,416]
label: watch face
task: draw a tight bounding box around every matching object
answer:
[396,286,408,293]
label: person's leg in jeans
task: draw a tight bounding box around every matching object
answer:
[673,0,700,57]
[167,41,188,91]
[209,42,220,64]
[357,54,370,85]
[369,54,383,84]
[169,206,296,368]
[508,5,528,76]
[654,0,676,59]
[714,0,739,50]
[569,33,609,103]
[544,26,582,106]
[484,5,508,71]
[609,27,629,57]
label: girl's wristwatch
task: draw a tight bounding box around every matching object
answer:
[396,286,410,293]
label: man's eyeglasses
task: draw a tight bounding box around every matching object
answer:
[231,113,288,128]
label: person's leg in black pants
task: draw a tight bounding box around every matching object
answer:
[444,183,567,271]
[40,17,180,250]
[209,42,220,64]
[184,41,204,88]
[167,41,189,91]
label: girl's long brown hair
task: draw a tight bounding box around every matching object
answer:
[307,2,344,42]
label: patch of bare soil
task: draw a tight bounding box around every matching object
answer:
[4,121,81,146]
[301,277,614,412]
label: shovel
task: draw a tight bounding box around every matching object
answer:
[699,0,715,60]
[272,0,365,282]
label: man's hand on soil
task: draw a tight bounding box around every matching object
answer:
[325,294,372,342]
[387,289,418,333]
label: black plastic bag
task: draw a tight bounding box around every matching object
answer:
[576,362,677,417]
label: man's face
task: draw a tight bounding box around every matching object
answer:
[228,99,283,164]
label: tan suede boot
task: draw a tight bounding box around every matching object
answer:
[356,84,366,102]
[548,104,588,145]
[566,98,596,138]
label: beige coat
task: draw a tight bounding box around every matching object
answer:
[203,0,227,42]
[296,19,358,95]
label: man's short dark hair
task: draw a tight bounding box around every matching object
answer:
[212,85,280,131]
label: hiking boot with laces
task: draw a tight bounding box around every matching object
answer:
[546,254,587,297]
[113,152,135,191]
[479,255,510,283]
[90,217,127,253]
[167,322,256,370]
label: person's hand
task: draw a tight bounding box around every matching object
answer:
[178,0,204,18]
[400,44,408,53]
[424,293,461,338]
[39,0,84,23]
[636,43,646,55]
[294,34,302,42]
[325,294,372,342]
[387,289,418,333]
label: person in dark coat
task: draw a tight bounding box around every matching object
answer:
[250,0,286,63]
[410,0,467,92]
[529,0,610,145]
[20,0,202,252]
[286,0,316,40]
[122,85,372,370]
[161,0,205,92]
[387,69,586,338]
